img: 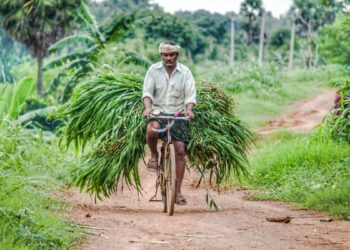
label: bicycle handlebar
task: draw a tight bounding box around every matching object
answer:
[149,115,190,120]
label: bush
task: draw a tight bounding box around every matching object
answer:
[196,61,281,95]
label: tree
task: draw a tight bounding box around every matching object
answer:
[144,12,205,57]
[318,15,350,65]
[0,0,83,95]
[176,10,228,43]
[44,3,151,102]
[89,0,151,22]
[239,0,263,45]
[270,28,291,47]
[290,0,342,67]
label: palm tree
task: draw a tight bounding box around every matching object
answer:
[0,0,83,95]
[43,2,152,102]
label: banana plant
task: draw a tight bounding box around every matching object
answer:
[0,77,34,127]
[43,2,152,102]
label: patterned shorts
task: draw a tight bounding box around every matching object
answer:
[147,112,190,143]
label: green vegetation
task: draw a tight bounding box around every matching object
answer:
[318,80,350,143]
[318,15,350,65]
[197,61,280,95]
[0,127,79,249]
[246,132,350,219]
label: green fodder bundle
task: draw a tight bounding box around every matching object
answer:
[60,68,254,199]
[318,81,350,143]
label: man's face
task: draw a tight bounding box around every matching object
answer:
[161,52,177,67]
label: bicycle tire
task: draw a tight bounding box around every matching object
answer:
[166,144,176,216]
[160,146,167,213]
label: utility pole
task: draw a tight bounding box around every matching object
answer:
[230,14,235,66]
[258,10,266,66]
[306,20,312,69]
[288,16,296,69]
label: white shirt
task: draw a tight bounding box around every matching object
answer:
[142,62,196,113]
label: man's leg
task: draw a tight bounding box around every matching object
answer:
[173,140,186,198]
[146,121,160,168]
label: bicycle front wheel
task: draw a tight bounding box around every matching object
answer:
[160,146,167,213]
[166,144,176,216]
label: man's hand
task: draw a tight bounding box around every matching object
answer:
[143,108,152,118]
[184,110,195,121]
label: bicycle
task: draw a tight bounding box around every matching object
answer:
[148,111,189,216]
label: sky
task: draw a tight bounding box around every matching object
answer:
[94,0,293,18]
[150,0,293,17]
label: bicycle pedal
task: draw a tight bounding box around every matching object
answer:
[149,199,162,202]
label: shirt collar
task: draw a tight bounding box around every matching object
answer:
[157,62,182,73]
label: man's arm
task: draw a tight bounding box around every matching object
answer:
[184,103,195,120]
[184,71,196,120]
[143,97,153,118]
[142,69,155,118]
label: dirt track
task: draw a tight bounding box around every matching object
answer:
[64,88,350,250]
[259,88,336,134]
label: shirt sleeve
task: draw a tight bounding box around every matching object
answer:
[142,69,155,102]
[184,70,196,107]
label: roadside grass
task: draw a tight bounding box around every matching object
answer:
[245,131,350,219]
[0,127,80,249]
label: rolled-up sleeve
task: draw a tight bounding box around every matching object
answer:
[142,70,155,102]
[184,71,196,106]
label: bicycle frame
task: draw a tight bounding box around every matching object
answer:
[148,113,189,215]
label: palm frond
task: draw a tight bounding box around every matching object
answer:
[12,106,57,126]
[60,63,95,103]
[77,2,105,47]
[48,34,95,53]
[123,51,151,68]
[45,58,92,94]
[43,51,93,71]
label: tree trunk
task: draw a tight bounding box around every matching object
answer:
[306,20,312,69]
[230,15,235,66]
[37,56,44,96]
[288,17,296,69]
[258,11,266,66]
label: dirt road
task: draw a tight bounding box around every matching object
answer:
[259,88,336,134]
[65,88,350,250]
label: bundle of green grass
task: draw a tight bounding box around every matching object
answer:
[59,68,254,199]
[318,81,350,143]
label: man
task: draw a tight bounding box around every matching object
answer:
[142,41,196,206]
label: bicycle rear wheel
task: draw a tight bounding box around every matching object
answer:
[166,144,176,216]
